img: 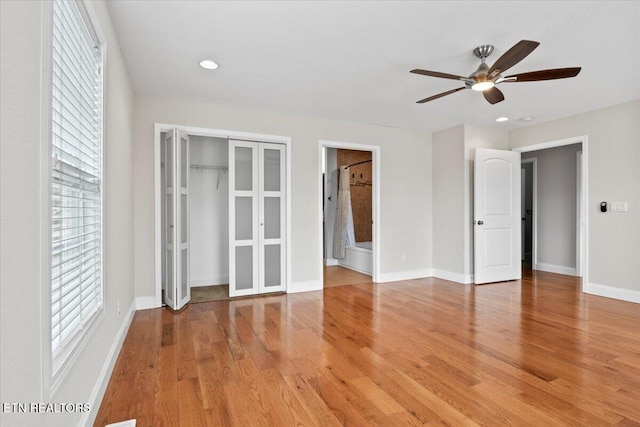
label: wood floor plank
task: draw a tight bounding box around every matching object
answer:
[95,270,640,426]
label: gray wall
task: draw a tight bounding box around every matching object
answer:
[1,1,135,426]
[522,144,581,272]
[431,124,508,281]
[133,93,433,297]
[510,100,640,293]
[432,125,466,277]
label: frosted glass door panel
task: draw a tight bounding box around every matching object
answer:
[263,149,281,191]
[181,249,188,295]
[264,245,281,288]
[166,251,173,294]
[235,246,253,290]
[235,147,253,191]
[235,197,253,240]
[264,197,281,239]
[166,195,173,244]
[180,134,188,188]
[180,194,188,243]
[166,138,173,187]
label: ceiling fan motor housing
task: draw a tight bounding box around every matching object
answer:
[473,45,494,61]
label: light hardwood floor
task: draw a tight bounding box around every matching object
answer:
[323,265,371,288]
[94,269,640,426]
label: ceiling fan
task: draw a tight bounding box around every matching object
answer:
[410,40,581,104]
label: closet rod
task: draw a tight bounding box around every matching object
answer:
[346,159,372,168]
[189,164,228,170]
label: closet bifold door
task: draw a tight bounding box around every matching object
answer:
[163,129,191,310]
[259,143,286,293]
[229,141,259,297]
[229,140,286,297]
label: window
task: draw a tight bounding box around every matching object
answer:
[49,0,104,383]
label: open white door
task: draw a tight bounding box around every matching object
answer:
[474,148,521,284]
[229,140,286,297]
[163,129,191,309]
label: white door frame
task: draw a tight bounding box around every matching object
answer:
[318,140,381,283]
[153,123,292,308]
[576,151,585,277]
[512,135,588,290]
[520,157,537,266]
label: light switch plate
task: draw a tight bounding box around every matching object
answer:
[611,202,628,212]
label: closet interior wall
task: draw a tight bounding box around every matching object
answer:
[189,136,229,287]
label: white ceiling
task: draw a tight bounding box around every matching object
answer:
[107,1,640,133]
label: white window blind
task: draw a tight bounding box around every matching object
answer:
[50,0,103,369]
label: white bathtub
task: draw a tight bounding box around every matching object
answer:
[338,241,372,275]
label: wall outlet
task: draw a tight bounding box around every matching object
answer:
[401,254,406,263]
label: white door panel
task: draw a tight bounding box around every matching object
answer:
[474,148,521,284]
[163,131,176,309]
[163,129,191,310]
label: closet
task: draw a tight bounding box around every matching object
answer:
[161,130,286,310]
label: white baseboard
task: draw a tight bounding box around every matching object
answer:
[324,258,339,266]
[377,269,433,283]
[337,262,372,276]
[80,301,136,427]
[288,280,323,293]
[432,269,473,284]
[190,275,229,287]
[585,282,640,304]
[135,296,157,310]
[105,420,136,427]
[535,262,576,276]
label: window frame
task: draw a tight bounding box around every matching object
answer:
[41,0,107,400]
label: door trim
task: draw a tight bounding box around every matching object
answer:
[153,123,291,308]
[512,135,589,292]
[318,140,381,283]
[520,157,537,268]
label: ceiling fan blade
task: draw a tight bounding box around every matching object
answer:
[504,67,582,82]
[410,69,469,81]
[488,40,540,75]
[417,86,466,103]
[483,86,505,105]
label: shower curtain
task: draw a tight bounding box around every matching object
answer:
[333,166,356,259]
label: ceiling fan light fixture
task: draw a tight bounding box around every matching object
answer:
[471,76,495,91]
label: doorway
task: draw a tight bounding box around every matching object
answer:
[513,136,588,287]
[521,158,535,268]
[154,124,292,309]
[319,140,381,286]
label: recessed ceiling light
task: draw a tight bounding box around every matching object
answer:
[518,116,533,122]
[199,59,219,70]
[496,117,509,122]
